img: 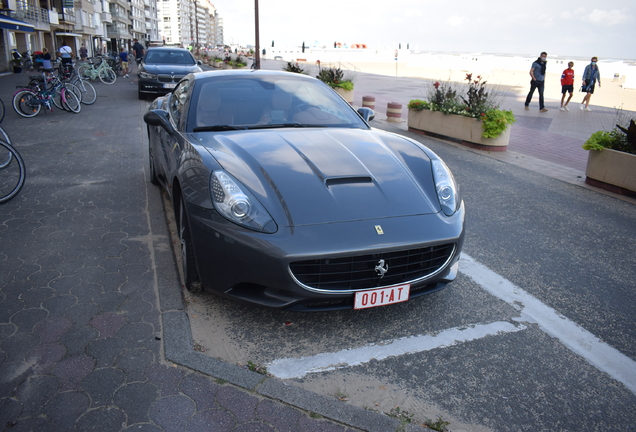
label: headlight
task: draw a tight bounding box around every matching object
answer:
[431,159,460,216]
[139,71,158,80]
[210,170,277,233]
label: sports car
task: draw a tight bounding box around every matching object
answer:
[143,70,465,311]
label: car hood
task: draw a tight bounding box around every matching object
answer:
[141,63,201,75]
[193,128,441,227]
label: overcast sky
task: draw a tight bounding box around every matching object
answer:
[216,0,635,60]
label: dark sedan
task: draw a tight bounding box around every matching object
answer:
[137,47,202,100]
[143,70,465,311]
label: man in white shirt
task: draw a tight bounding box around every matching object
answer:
[59,41,73,66]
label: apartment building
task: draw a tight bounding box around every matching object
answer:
[157,0,222,48]
[0,0,161,72]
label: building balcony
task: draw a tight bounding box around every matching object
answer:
[58,9,76,24]
[101,11,112,22]
[9,0,51,29]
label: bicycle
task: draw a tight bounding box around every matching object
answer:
[0,97,4,123]
[77,57,116,85]
[22,71,83,112]
[12,75,81,117]
[58,64,97,105]
[0,139,26,203]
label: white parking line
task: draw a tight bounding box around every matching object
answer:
[267,321,526,379]
[460,253,636,395]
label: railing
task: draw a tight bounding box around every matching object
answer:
[10,0,51,24]
[58,8,76,24]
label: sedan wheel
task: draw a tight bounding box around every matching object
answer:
[179,198,203,292]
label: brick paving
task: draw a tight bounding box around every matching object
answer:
[0,60,632,432]
[0,70,403,432]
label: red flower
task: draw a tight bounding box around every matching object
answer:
[465,73,472,81]
[433,81,440,89]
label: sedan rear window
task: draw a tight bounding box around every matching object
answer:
[145,50,195,65]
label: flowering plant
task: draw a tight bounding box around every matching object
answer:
[409,73,515,138]
[316,66,355,91]
[283,62,310,75]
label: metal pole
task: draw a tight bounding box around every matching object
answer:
[254,0,260,69]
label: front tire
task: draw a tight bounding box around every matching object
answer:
[178,197,202,293]
[99,68,116,85]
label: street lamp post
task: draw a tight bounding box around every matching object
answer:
[254,0,260,69]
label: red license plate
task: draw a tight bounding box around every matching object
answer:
[354,284,410,309]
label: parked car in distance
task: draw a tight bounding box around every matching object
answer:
[143,70,465,311]
[137,47,202,100]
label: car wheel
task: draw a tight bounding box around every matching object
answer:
[149,145,159,185]
[179,197,203,293]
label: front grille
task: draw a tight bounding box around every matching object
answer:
[157,74,185,83]
[289,244,455,291]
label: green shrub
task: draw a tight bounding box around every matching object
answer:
[481,109,516,138]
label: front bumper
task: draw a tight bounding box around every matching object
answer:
[186,201,465,311]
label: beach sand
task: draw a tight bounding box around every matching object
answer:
[315,61,636,113]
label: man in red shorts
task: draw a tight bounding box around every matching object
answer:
[560,62,575,111]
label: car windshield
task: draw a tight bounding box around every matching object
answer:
[144,50,195,65]
[189,74,369,131]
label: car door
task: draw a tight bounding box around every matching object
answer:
[158,79,191,181]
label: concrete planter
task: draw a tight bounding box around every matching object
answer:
[407,109,510,151]
[334,87,354,104]
[585,148,636,196]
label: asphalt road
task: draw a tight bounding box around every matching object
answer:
[4,67,633,432]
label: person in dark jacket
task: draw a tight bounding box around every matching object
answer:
[580,57,601,112]
[524,52,549,112]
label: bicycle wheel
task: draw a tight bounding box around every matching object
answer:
[0,98,5,124]
[73,78,97,105]
[12,90,41,118]
[61,88,81,113]
[99,68,116,85]
[0,128,12,169]
[52,91,66,111]
[0,126,12,146]
[66,82,83,104]
[74,78,97,105]
[75,64,86,77]
[0,140,26,204]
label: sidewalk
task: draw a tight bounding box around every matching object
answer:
[0,61,632,432]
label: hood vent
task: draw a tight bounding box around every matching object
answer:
[325,176,373,187]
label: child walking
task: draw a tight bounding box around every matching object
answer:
[559,62,574,111]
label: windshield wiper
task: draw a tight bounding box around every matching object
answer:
[245,123,325,130]
[192,125,247,132]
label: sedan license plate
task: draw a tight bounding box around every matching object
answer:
[354,284,410,309]
[163,83,177,89]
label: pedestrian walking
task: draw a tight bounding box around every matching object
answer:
[58,40,73,66]
[79,44,88,62]
[132,38,145,68]
[524,52,549,112]
[120,48,129,78]
[580,57,601,112]
[560,62,575,111]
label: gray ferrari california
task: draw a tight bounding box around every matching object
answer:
[143,70,465,311]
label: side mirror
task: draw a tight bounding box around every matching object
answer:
[197,60,203,66]
[143,109,175,134]
[357,107,375,122]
